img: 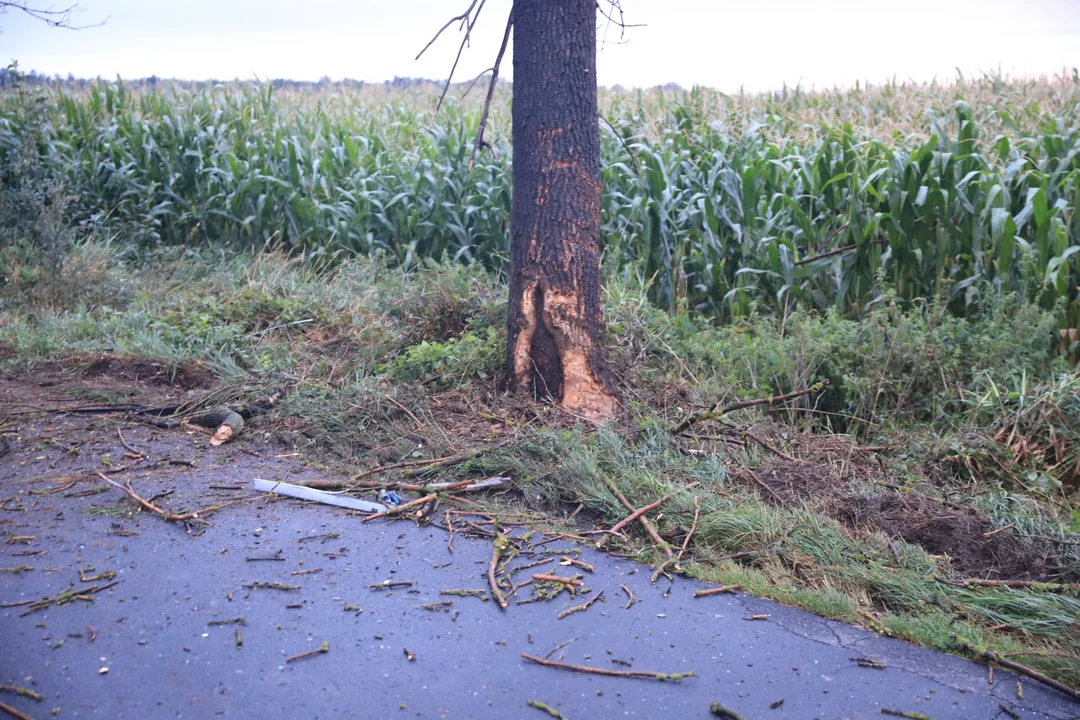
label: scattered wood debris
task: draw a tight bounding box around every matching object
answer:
[243,581,298,592]
[18,579,119,616]
[440,589,489,601]
[369,580,413,590]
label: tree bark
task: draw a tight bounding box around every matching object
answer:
[507,0,617,421]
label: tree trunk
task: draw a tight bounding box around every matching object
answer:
[507,0,617,421]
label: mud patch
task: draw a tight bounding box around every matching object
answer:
[79,356,216,391]
[840,493,1058,580]
[740,442,1069,582]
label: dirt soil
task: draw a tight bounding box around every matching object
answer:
[2,364,1079,719]
[739,442,1070,581]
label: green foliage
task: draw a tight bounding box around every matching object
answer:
[611,281,1065,429]
[1,74,1077,329]
[388,325,505,387]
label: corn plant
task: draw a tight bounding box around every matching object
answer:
[1,72,1077,335]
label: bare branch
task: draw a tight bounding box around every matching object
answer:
[459,66,495,101]
[429,0,488,126]
[0,0,107,29]
[415,0,480,60]
[469,7,512,169]
[597,0,644,48]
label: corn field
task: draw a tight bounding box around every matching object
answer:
[1,73,1078,331]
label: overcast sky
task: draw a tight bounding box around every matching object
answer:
[2,0,1078,91]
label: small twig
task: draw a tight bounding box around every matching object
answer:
[559,556,594,572]
[369,580,414,590]
[678,496,700,563]
[470,7,512,168]
[748,472,786,504]
[522,653,695,681]
[602,478,673,559]
[415,0,479,60]
[117,428,144,458]
[983,522,1015,537]
[285,639,329,663]
[526,699,567,719]
[429,0,488,123]
[0,700,35,720]
[385,396,425,431]
[709,702,749,720]
[440,588,489,600]
[244,581,299,591]
[349,442,506,486]
[852,657,887,669]
[533,574,583,589]
[0,685,43,701]
[673,381,829,434]
[446,508,456,551]
[362,493,437,523]
[489,535,510,609]
[28,478,79,495]
[694,585,741,598]
[544,637,580,660]
[880,710,936,719]
[952,635,1079,700]
[98,472,247,525]
[557,589,604,619]
[621,584,636,608]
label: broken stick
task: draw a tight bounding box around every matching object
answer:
[557,589,604,619]
[521,653,695,681]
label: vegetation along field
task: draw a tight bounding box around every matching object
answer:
[2,71,1080,687]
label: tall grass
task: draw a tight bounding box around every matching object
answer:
[1,72,1078,331]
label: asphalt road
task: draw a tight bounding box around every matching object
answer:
[2,454,1079,720]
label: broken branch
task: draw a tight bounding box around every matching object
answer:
[470,7,512,168]
[673,381,830,434]
[601,477,673,559]
[521,653,695,681]
[285,639,329,663]
[557,589,604,619]
[489,534,510,609]
[952,635,1079,701]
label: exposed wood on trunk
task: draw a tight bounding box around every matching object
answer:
[507,0,617,422]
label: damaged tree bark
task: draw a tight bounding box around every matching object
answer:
[507,0,617,421]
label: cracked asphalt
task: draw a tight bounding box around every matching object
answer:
[2,427,1079,719]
